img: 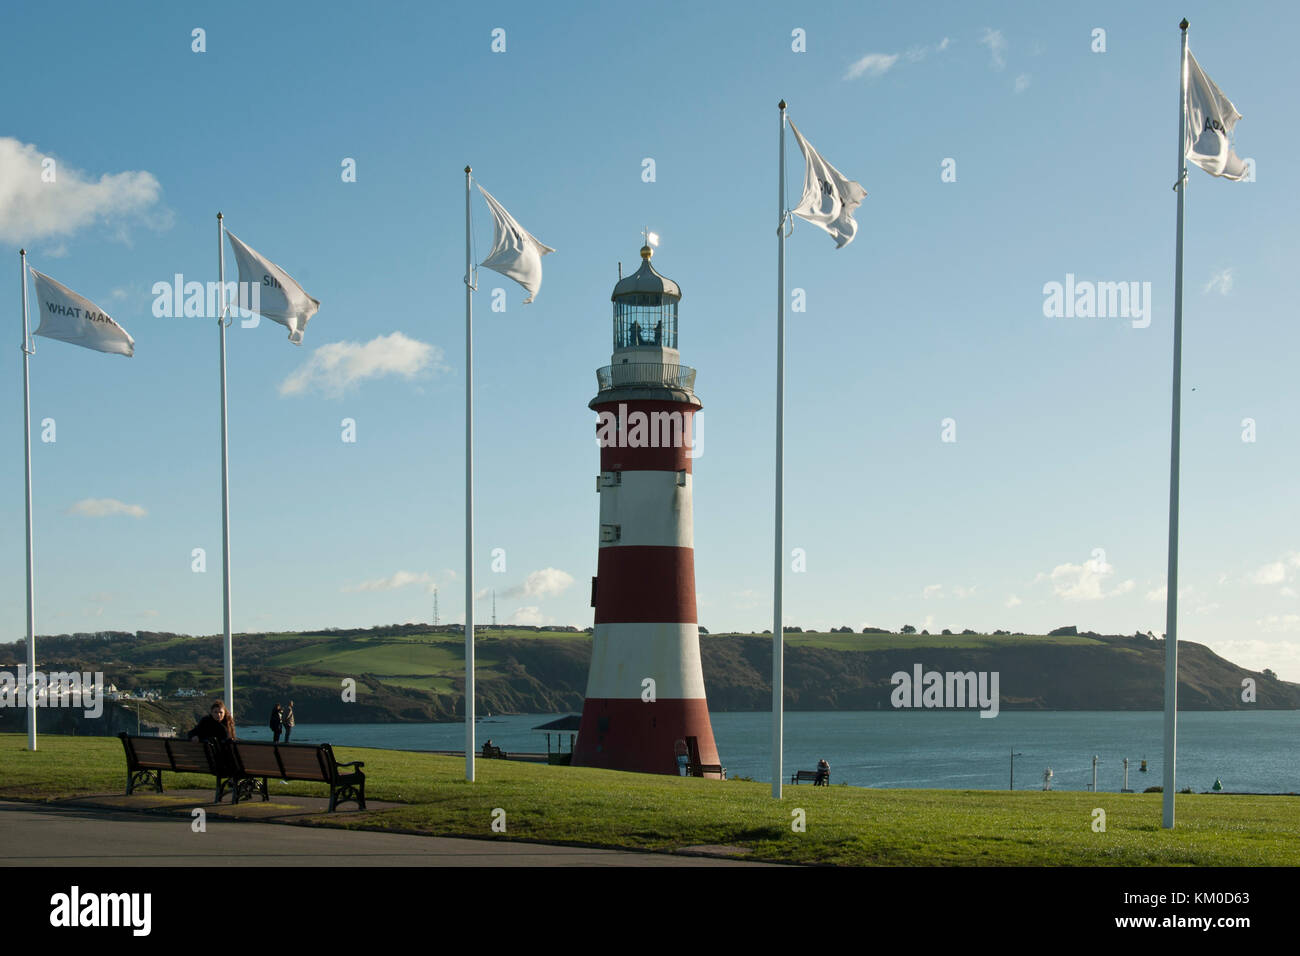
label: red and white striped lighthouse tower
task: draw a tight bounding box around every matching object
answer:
[572,241,721,777]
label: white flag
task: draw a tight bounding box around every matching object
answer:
[1185,50,1248,181]
[788,119,868,249]
[30,270,134,357]
[477,185,554,304]
[225,230,320,345]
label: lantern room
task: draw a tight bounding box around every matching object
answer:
[611,244,681,354]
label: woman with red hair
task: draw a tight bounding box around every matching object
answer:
[187,700,236,742]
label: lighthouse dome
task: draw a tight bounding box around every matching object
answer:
[611,245,681,301]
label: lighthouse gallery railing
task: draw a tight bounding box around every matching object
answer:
[596,363,696,392]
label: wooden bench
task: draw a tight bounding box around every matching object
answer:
[792,769,829,786]
[686,762,727,780]
[118,733,234,803]
[226,741,366,812]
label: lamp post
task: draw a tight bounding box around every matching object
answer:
[1010,747,1023,790]
[1092,754,1100,792]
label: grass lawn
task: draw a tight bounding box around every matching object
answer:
[2,733,1297,866]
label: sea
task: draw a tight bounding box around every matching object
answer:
[238,710,1300,793]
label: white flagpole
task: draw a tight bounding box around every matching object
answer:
[217,213,234,715]
[1162,18,1190,830]
[464,166,476,782]
[772,100,787,799]
[19,249,37,750]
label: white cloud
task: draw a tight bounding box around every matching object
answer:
[343,570,436,593]
[507,606,546,626]
[844,53,900,79]
[504,567,575,600]
[952,585,978,599]
[1211,638,1300,680]
[1005,595,1022,608]
[1251,561,1288,586]
[923,584,943,598]
[851,38,950,77]
[279,332,445,397]
[1255,615,1300,633]
[979,28,1007,70]
[1035,556,1131,601]
[0,137,167,243]
[1204,268,1234,295]
[65,498,146,519]
[1014,73,1031,93]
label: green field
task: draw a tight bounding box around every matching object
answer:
[3,733,1297,866]
[759,632,1106,651]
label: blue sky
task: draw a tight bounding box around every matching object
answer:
[3,1,1299,679]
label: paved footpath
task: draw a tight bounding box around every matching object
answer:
[0,800,775,867]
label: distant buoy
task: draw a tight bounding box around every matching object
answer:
[1212,778,1223,791]
[1139,758,1148,773]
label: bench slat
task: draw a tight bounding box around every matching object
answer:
[276,745,329,781]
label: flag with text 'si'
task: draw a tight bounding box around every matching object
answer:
[31,270,134,357]
[788,119,868,249]
[477,185,554,304]
[1185,50,1249,181]
[225,230,320,344]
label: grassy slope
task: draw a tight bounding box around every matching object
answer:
[2,733,1297,866]
[13,629,1294,725]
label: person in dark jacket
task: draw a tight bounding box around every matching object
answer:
[283,700,295,741]
[269,704,283,743]
[815,758,830,786]
[188,700,236,742]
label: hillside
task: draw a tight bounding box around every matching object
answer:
[1,625,1296,734]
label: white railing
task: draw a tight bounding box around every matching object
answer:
[596,363,696,392]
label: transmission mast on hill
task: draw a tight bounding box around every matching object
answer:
[491,589,497,628]
[433,586,439,627]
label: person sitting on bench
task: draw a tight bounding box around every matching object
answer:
[815,758,830,786]
[188,699,236,742]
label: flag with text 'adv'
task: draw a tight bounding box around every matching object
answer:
[225,230,320,344]
[1186,50,1249,181]
[31,270,134,357]
[788,119,868,248]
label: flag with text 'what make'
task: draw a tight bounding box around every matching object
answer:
[31,269,134,357]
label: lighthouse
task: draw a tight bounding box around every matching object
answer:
[572,240,722,777]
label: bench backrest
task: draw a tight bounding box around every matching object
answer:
[229,741,331,782]
[125,735,171,769]
[120,733,218,775]
[165,739,214,773]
